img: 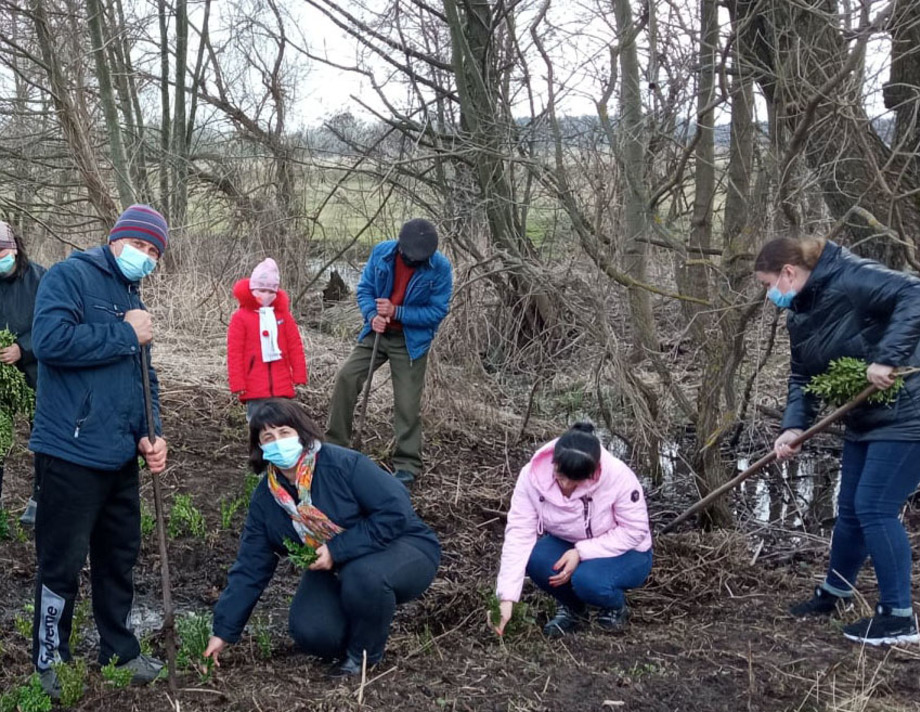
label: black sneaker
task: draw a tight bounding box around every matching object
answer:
[789,586,851,617]
[543,603,587,638]
[843,605,920,646]
[596,604,630,634]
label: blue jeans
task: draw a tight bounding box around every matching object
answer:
[823,440,920,613]
[526,534,652,610]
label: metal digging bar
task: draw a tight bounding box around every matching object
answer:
[660,384,879,534]
[352,331,381,451]
[141,344,178,693]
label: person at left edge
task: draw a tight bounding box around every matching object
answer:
[28,205,169,700]
[0,220,45,525]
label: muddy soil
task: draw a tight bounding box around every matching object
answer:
[2,384,919,711]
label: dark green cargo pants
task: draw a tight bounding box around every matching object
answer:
[325,333,428,475]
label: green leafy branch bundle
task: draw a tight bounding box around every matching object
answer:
[284,538,318,569]
[804,357,904,407]
[0,328,35,454]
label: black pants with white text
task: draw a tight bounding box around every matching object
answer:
[32,453,141,670]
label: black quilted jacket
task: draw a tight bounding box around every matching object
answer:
[780,241,920,440]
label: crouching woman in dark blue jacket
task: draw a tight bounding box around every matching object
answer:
[204,399,440,677]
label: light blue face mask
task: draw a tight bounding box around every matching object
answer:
[115,243,157,281]
[767,285,797,309]
[0,253,15,276]
[260,435,304,470]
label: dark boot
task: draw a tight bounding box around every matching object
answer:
[596,604,630,633]
[543,603,587,638]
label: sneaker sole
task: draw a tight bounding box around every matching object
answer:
[843,632,920,646]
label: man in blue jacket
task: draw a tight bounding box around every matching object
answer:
[326,219,452,486]
[29,205,169,699]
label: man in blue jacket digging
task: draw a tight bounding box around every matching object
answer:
[325,219,452,487]
[29,205,169,699]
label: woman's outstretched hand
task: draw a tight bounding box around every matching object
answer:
[203,635,228,667]
[493,600,514,636]
[774,429,804,461]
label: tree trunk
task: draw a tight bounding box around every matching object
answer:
[172,0,189,226]
[87,0,133,207]
[686,0,733,529]
[442,0,558,339]
[611,0,657,358]
[29,0,118,225]
[737,0,920,267]
[884,0,920,177]
[108,0,151,203]
[158,0,171,219]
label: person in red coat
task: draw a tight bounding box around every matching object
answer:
[227,258,307,419]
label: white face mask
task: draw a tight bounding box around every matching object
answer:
[252,290,277,307]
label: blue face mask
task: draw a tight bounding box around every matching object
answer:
[260,436,304,469]
[0,253,15,275]
[115,243,157,281]
[767,285,797,309]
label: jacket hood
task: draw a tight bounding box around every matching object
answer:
[73,245,119,277]
[792,241,842,310]
[233,278,291,311]
[527,438,607,501]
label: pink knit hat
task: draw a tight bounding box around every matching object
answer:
[250,258,280,292]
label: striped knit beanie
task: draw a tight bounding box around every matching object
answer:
[0,221,16,250]
[108,204,169,255]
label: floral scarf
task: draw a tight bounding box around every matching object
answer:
[266,443,343,548]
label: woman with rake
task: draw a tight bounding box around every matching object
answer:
[755,236,920,646]
[204,399,439,677]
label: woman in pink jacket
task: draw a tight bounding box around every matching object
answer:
[494,423,652,638]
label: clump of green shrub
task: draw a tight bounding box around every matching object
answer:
[284,538,317,569]
[167,493,206,539]
[101,654,133,689]
[487,593,535,637]
[53,659,87,706]
[805,357,904,406]
[176,611,214,679]
[0,328,35,454]
[1,673,52,712]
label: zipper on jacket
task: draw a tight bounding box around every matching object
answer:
[73,392,92,438]
[581,496,593,538]
[268,360,274,396]
[92,304,125,319]
[537,495,545,536]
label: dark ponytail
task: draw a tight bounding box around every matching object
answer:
[552,422,602,481]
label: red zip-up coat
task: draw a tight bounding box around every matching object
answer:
[227,279,307,401]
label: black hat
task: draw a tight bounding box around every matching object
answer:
[398,219,438,262]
